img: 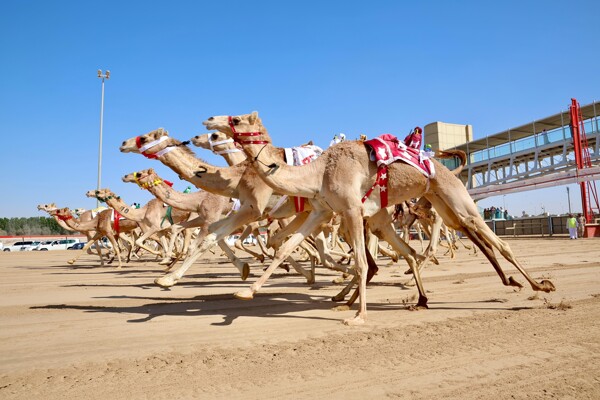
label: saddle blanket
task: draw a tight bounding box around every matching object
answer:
[283,144,323,212]
[362,134,435,207]
[284,145,323,167]
[364,134,435,178]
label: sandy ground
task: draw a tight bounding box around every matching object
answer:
[0,237,599,399]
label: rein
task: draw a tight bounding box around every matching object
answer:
[228,116,269,145]
[56,214,73,221]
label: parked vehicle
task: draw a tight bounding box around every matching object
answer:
[35,239,80,251]
[3,241,38,252]
[68,242,86,250]
[21,241,42,251]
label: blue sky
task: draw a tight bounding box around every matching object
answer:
[0,0,598,218]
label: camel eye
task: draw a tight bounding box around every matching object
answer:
[232,117,241,125]
[211,133,219,140]
[139,136,147,144]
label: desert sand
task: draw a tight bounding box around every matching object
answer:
[0,237,599,399]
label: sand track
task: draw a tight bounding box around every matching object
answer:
[1,237,598,399]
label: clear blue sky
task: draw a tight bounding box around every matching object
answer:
[0,0,598,218]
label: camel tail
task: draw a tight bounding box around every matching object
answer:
[435,149,467,176]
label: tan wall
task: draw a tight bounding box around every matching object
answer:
[424,121,473,151]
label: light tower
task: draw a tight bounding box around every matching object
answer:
[96,69,110,207]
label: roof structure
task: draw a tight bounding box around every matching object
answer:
[451,101,599,153]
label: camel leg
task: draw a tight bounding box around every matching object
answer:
[368,212,429,309]
[234,210,332,300]
[217,240,250,280]
[68,233,107,266]
[464,220,554,292]
[267,212,309,250]
[154,205,263,287]
[341,207,369,325]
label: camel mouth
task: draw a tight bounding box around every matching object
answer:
[202,120,216,130]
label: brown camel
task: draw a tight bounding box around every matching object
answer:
[86,188,192,257]
[119,130,314,287]
[54,207,138,268]
[203,111,555,325]
[37,203,110,265]
[121,169,253,277]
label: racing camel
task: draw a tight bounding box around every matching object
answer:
[203,111,555,325]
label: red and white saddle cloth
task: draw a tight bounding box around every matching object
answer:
[362,134,435,207]
[277,145,323,213]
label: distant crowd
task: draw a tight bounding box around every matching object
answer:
[484,206,508,220]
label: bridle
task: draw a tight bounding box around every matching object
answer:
[226,115,277,170]
[208,135,243,155]
[94,190,120,203]
[228,116,269,145]
[135,135,190,159]
[132,172,173,189]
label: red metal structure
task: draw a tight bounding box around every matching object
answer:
[569,98,599,225]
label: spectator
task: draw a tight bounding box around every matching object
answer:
[577,213,586,238]
[566,214,578,239]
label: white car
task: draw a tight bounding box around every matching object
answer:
[35,239,80,251]
[3,241,40,252]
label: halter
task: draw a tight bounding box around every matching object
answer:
[133,173,174,190]
[94,191,120,203]
[56,214,73,221]
[228,116,269,145]
[208,135,242,155]
[135,135,188,159]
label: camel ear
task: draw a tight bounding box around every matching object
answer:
[148,168,154,174]
[249,111,259,124]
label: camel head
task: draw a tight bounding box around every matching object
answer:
[191,131,241,153]
[37,203,57,212]
[202,112,269,144]
[122,168,156,186]
[86,188,119,203]
[120,128,171,154]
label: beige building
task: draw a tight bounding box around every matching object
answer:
[424,121,473,151]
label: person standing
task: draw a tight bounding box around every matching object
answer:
[577,214,586,238]
[566,214,579,239]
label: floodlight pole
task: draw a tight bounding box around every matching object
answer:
[566,187,572,214]
[96,70,110,208]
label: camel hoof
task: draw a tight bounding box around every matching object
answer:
[307,276,316,285]
[332,277,346,284]
[332,305,350,312]
[343,316,366,326]
[234,289,254,300]
[241,263,250,281]
[258,254,265,263]
[508,276,524,289]
[539,279,556,292]
[158,258,172,265]
[154,275,177,288]
[331,293,346,302]
[67,259,75,265]
[404,268,413,275]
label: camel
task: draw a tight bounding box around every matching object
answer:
[203,111,555,325]
[37,203,110,265]
[86,188,193,258]
[119,130,315,286]
[54,207,138,268]
[121,169,254,277]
